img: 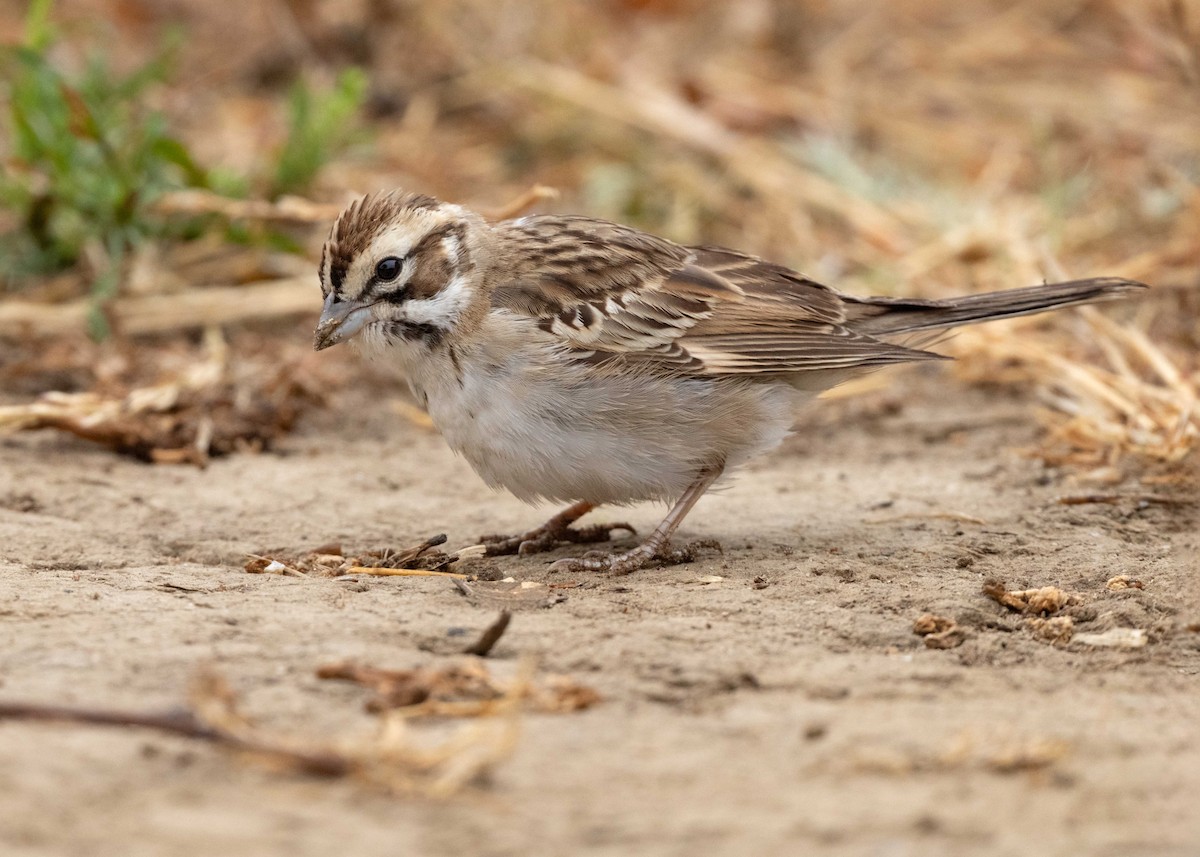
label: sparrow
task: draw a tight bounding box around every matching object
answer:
[313,190,1145,574]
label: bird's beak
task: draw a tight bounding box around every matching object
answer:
[313,294,376,351]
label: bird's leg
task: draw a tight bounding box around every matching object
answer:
[479,500,636,557]
[548,466,723,575]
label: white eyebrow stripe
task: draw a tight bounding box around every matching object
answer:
[441,231,462,263]
[368,221,421,260]
[401,270,470,327]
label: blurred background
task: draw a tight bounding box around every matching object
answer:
[0,0,1196,479]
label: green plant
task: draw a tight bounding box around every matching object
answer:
[270,68,369,199]
[0,2,216,335]
[0,3,371,336]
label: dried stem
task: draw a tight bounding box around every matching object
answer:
[463,611,513,657]
[0,700,350,777]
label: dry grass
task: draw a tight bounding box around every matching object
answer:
[0,327,327,464]
[0,659,598,797]
[1,0,1197,477]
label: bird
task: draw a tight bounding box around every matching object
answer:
[313,190,1146,574]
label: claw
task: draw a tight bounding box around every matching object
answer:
[547,539,721,575]
[481,515,635,558]
[516,537,545,557]
[565,523,637,544]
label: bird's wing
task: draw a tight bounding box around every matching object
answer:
[490,216,939,375]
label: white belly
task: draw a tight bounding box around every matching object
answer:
[412,342,804,506]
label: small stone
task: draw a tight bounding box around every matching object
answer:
[1073,628,1147,648]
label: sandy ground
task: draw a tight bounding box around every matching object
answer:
[1,361,1198,857]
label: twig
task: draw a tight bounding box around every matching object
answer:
[383,533,448,563]
[317,660,505,711]
[479,184,559,220]
[463,611,512,657]
[154,189,343,223]
[351,567,469,579]
[0,700,350,777]
[0,701,219,737]
[0,278,315,338]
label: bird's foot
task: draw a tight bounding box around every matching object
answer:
[480,520,637,558]
[548,539,722,575]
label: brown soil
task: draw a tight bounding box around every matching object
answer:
[1,363,1198,857]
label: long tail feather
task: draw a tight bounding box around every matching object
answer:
[847,277,1147,337]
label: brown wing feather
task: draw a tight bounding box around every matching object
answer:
[489,218,940,375]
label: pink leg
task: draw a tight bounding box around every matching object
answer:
[548,466,723,575]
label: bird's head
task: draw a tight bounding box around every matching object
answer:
[314,191,489,352]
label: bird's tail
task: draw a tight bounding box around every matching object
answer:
[845,277,1146,337]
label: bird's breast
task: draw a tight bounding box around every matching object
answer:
[412,334,803,506]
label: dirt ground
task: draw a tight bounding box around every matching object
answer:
[1,356,1198,857]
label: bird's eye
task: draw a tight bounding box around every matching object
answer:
[375,257,403,282]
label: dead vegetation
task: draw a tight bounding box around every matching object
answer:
[243,534,484,578]
[0,6,1195,840]
[0,658,598,796]
[1,0,1197,481]
[851,728,1072,777]
[973,578,1160,649]
[912,613,968,649]
[317,657,601,714]
[0,328,324,465]
[982,581,1078,617]
[908,577,1169,652]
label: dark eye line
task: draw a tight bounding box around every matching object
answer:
[381,285,410,304]
[365,275,408,296]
